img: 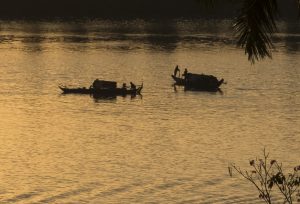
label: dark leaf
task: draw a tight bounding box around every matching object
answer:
[268,181,273,189]
[270,160,276,165]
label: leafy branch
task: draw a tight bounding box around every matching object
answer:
[229,149,300,204]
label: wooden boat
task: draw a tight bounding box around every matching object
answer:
[171,73,224,92]
[171,75,185,85]
[59,80,143,96]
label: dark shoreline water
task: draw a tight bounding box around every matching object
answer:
[0,0,237,20]
[0,0,299,20]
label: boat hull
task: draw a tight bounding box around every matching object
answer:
[171,74,224,92]
[59,85,143,96]
[171,75,185,85]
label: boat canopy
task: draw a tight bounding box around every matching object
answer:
[187,73,218,83]
[92,79,117,89]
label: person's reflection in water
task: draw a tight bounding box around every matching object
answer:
[173,84,178,92]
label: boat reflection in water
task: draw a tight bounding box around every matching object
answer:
[92,92,142,103]
[92,93,117,103]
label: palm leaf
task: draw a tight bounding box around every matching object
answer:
[233,0,279,63]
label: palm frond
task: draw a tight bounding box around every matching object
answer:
[234,0,278,63]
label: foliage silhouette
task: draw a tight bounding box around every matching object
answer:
[229,149,300,204]
[199,0,300,63]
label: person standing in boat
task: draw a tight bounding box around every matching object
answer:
[183,68,188,80]
[174,65,180,77]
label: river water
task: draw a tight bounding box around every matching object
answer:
[0,19,299,203]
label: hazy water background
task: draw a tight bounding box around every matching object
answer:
[0,19,299,203]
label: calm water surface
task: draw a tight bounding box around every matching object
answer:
[0,19,299,203]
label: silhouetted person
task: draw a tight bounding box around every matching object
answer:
[183,68,188,79]
[174,65,180,77]
[130,82,136,90]
[122,83,127,90]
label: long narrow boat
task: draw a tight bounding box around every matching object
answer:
[59,83,143,96]
[171,73,224,92]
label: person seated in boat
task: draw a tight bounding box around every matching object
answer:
[130,82,136,90]
[122,83,127,90]
[173,65,180,77]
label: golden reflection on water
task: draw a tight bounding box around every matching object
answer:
[0,20,299,203]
